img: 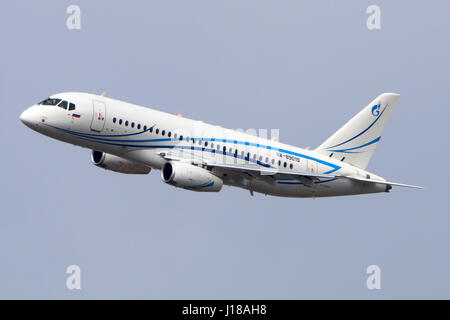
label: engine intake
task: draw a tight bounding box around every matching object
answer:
[91,150,151,174]
[161,161,222,192]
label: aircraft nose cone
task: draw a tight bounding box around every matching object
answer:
[20,109,31,124]
[20,106,38,127]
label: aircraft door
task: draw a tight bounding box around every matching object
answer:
[91,100,106,132]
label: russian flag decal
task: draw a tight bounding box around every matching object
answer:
[72,114,81,118]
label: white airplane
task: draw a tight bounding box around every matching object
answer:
[20,92,422,197]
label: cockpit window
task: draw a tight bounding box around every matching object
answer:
[40,98,62,106]
[58,100,68,110]
[39,98,76,110]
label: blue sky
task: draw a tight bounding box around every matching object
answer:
[0,1,448,298]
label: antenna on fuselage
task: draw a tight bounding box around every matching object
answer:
[101,91,106,97]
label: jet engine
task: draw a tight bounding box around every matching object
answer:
[91,150,151,174]
[161,161,223,192]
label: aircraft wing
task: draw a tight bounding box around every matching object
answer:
[159,151,336,186]
[202,161,335,179]
[159,151,424,189]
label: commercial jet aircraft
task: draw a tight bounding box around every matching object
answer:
[20,92,422,197]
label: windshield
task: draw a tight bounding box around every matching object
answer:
[58,100,68,109]
[39,98,62,106]
[38,98,76,110]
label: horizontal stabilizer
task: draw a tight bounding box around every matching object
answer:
[342,175,424,189]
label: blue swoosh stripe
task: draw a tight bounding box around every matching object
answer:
[72,135,274,168]
[326,106,387,149]
[328,136,381,153]
[196,138,341,173]
[277,178,338,185]
[45,125,341,174]
[67,124,157,137]
[186,181,214,189]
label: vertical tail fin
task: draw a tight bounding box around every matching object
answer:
[315,93,400,169]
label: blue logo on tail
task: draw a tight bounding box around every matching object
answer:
[371,102,381,116]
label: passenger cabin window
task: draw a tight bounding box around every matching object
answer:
[143,125,147,131]
[131,122,135,128]
[162,130,165,136]
[137,124,141,130]
[125,121,129,126]
[119,119,123,125]
[113,117,117,123]
[155,128,159,134]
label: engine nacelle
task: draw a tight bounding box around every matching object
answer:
[91,150,151,174]
[161,161,223,192]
